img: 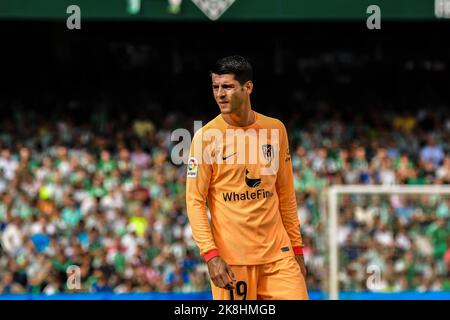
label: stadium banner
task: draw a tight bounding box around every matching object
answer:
[1,291,450,300]
[0,0,438,21]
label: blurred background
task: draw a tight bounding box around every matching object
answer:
[0,0,449,300]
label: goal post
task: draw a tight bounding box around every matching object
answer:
[327,184,450,300]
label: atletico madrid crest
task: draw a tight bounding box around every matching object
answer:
[262,144,273,163]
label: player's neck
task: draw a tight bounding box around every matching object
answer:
[222,106,255,127]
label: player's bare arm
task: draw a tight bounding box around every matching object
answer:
[295,254,307,278]
[207,256,237,290]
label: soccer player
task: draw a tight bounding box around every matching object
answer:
[186,55,308,300]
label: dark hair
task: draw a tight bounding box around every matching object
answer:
[210,55,253,85]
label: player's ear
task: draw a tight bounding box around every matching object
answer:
[245,81,253,95]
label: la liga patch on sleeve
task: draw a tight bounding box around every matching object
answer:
[187,157,198,178]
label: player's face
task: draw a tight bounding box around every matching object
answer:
[211,73,251,114]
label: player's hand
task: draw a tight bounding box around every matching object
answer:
[207,256,236,290]
[295,254,307,279]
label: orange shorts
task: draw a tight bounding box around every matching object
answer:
[210,255,309,300]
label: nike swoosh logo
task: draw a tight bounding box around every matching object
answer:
[222,152,236,161]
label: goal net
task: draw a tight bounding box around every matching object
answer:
[326,185,450,300]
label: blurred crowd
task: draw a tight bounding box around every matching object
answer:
[289,106,450,292]
[0,105,450,295]
[0,108,209,294]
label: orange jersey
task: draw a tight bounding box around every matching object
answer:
[186,111,303,265]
